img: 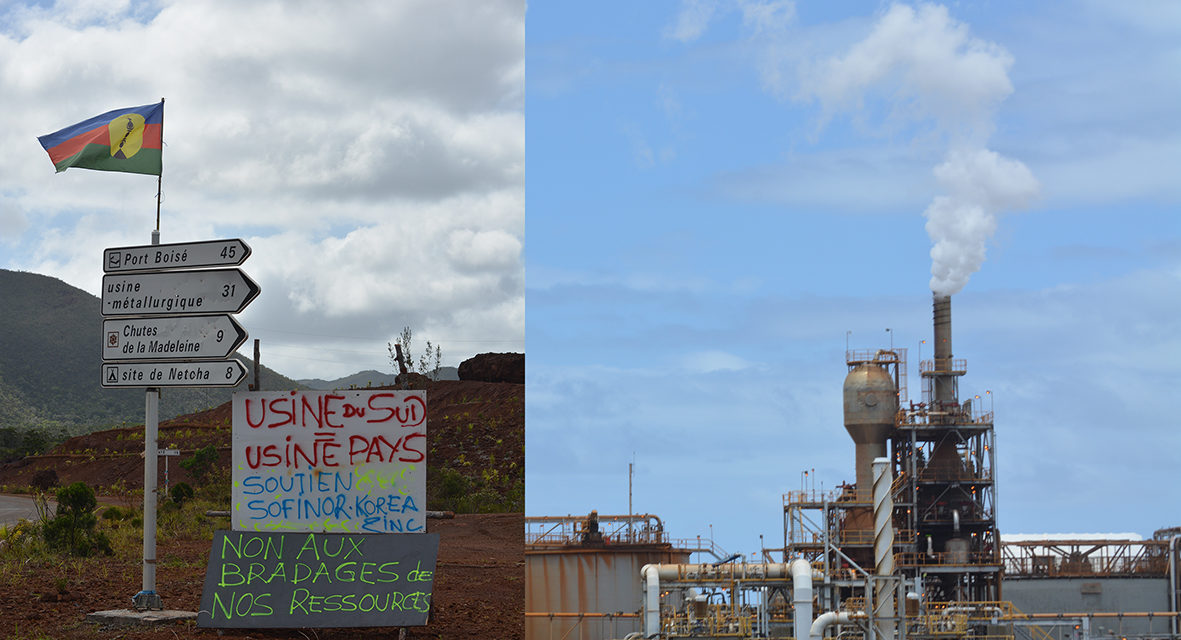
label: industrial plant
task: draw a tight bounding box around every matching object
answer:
[526,294,1180,640]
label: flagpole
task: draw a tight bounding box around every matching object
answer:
[155,97,164,233]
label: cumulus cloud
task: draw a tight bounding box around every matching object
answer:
[799,3,1036,295]
[666,0,795,42]
[0,0,524,379]
[801,3,1013,141]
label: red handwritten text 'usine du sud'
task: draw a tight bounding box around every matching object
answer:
[243,392,425,429]
[240,392,425,470]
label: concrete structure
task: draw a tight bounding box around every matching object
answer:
[1004,577,1171,637]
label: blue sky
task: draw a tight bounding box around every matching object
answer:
[0,0,523,380]
[526,1,1180,556]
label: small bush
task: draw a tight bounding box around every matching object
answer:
[30,469,59,491]
[180,445,219,483]
[428,467,523,514]
[0,519,44,557]
[170,482,195,506]
[42,482,111,557]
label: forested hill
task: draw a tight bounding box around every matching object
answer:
[0,269,301,435]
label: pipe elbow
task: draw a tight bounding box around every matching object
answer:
[810,611,864,640]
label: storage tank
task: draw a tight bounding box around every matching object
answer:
[843,360,897,500]
[526,513,691,640]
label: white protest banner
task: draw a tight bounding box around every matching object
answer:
[232,390,426,534]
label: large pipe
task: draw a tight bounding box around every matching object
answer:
[873,458,896,640]
[791,558,813,640]
[810,611,866,640]
[642,562,801,637]
[642,564,661,638]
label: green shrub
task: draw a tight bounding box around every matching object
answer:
[42,482,111,556]
[428,467,523,513]
[0,519,44,557]
[169,482,195,506]
[180,445,219,483]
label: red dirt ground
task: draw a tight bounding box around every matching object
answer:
[1,512,522,639]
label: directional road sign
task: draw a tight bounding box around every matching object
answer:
[102,359,248,388]
[102,268,260,317]
[103,314,248,361]
[104,239,251,273]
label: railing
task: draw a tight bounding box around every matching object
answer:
[897,551,1000,568]
[784,488,843,506]
[1001,538,1170,577]
[663,609,754,638]
[915,467,993,483]
[668,536,731,561]
[920,358,968,375]
[525,513,668,547]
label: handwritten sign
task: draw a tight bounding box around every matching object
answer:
[197,531,439,628]
[232,390,426,533]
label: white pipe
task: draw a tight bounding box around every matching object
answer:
[873,458,896,640]
[642,564,661,638]
[810,611,865,640]
[952,509,960,535]
[791,558,813,640]
[1170,534,1178,636]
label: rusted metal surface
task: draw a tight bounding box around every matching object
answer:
[525,531,690,640]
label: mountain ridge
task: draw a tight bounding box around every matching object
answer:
[0,268,302,436]
[297,366,460,390]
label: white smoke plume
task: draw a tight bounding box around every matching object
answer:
[926,148,1038,295]
[800,3,1038,295]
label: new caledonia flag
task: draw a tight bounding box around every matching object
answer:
[38,101,162,175]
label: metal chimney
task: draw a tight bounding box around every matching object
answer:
[932,294,956,407]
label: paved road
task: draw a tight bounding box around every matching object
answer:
[0,494,54,527]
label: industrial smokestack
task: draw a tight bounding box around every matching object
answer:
[932,294,956,407]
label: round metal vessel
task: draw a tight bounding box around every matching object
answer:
[843,363,897,499]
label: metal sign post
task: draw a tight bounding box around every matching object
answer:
[159,449,180,496]
[137,228,162,612]
[99,232,258,612]
[139,386,161,610]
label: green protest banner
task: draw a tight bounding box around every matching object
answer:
[197,531,439,628]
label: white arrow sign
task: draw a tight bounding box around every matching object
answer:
[102,314,248,361]
[102,359,248,388]
[104,239,251,273]
[102,269,260,317]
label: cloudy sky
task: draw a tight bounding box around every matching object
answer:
[0,0,524,380]
[527,0,1180,556]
